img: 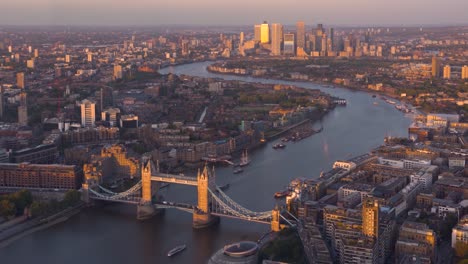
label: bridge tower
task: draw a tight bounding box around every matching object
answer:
[81,183,90,204]
[271,205,281,232]
[193,164,219,228]
[137,158,156,220]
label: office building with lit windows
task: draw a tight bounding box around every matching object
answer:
[283,33,295,55]
[270,23,283,56]
[80,99,96,127]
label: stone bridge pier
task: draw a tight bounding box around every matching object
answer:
[137,159,157,220]
[192,165,219,228]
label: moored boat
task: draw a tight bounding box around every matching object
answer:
[273,143,286,149]
[167,244,186,257]
[233,167,243,174]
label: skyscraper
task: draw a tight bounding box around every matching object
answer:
[100,87,114,111]
[26,59,35,69]
[239,32,244,47]
[462,65,468,80]
[271,23,283,56]
[344,37,351,52]
[314,24,325,53]
[316,24,324,37]
[283,33,295,55]
[87,52,93,63]
[80,99,96,127]
[260,22,269,44]
[254,25,261,42]
[432,57,441,78]
[443,65,451,79]
[362,197,379,238]
[328,28,334,51]
[17,72,25,89]
[17,91,28,126]
[327,38,333,54]
[113,65,123,80]
[355,38,361,52]
[309,34,319,52]
[296,21,305,50]
[321,34,327,54]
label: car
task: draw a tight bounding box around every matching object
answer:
[162,201,168,205]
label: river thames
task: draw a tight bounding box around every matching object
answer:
[0,61,412,264]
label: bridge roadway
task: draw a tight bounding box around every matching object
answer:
[151,173,198,186]
[90,194,197,212]
[90,192,271,224]
[154,200,271,224]
[91,195,140,204]
[210,213,270,224]
[155,200,271,224]
[154,201,197,213]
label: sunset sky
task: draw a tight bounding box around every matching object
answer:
[2,0,468,26]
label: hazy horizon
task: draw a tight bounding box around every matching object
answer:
[2,0,468,26]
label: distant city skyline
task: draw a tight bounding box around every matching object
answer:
[1,0,468,26]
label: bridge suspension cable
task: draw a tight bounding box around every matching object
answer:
[89,181,142,201]
[208,188,272,221]
[98,185,117,194]
[211,186,272,216]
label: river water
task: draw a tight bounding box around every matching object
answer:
[0,61,412,264]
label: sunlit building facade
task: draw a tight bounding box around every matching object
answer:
[443,65,451,79]
[271,23,282,56]
[296,21,305,50]
[254,25,261,42]
[260,22,269,44]
[362,197,379,238]
[431,57,440,78]
[80,99,96,128]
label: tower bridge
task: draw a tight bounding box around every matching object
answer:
[82,159,292,231]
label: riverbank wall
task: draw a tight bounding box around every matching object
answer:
[0,203,84,249]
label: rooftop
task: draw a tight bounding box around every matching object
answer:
[342,183,373,192]
[0,162,76,169]
[348,153,376,165]
[401,221,430,231]
[435,176,468,188]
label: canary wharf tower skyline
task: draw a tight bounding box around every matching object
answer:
[0,0,468,262]
[1,0,468,26]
